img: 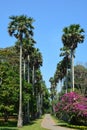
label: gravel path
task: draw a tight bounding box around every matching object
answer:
[41,114,77,130]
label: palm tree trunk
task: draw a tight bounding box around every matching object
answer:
[40,93,43,115]
[27,55,30,123]
[17,43,23,127]
[37,92,41,117]
[23,59,27,124]
[23,59,26,80]
[23,55,30,124]
[36,88,39,117]
[65,69,68,94]
[32,65,35,95]
[36,89,38,113]
[71,50,74,91]
[38,93,41,117]
[28,55,30,84]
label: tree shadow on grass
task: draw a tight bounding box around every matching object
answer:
[0,120,17,127]
[24,119,38,126]
[0,120,18,130]
[0,128,18,130]
[24,117,43,126]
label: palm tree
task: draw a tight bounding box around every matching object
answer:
[30,48,42,95]
[60,46,71,93]
[62,24,85,91]
[23,39,35,123]
[49,77,56,113]
[30,48,43,118]
[35,69,43,117]
[8,15,34,127]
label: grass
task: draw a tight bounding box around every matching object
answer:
[0,116,48,130]
[0,121,17,130]
[51,115,87,130]
[0,119,18,130]
[18,117,48,130]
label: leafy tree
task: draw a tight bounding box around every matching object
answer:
[0,61,19,122]
[43,87,50,113]
[62,64,87,95]
[74,65,87,96]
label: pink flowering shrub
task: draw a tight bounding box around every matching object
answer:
[54,92,87,125]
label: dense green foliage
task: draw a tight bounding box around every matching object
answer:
[61,64,87,95]
[0,46,50,121]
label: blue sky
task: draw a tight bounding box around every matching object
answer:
[0,0,87,88]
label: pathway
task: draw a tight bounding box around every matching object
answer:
[41,114,77,130]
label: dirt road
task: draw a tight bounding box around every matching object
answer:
[41,114,77,130]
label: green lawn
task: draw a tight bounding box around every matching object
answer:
[0,116,48,130]
[51,115,87,130]
[18,117,48,130]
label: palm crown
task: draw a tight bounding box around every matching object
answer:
[62,24,85,50]
[8,15,34,40]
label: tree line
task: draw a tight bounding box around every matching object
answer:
[0,15,50,127]
[49,24,87,112]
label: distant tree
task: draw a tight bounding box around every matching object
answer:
[74,65,87,96]
[49,77,56,113]
[60,46,71,93]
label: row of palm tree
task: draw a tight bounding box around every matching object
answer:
[49,24,85,109]
[7,15,43,127]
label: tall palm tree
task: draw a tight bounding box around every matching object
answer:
[8,15,34,127]
[30,48,42,95]
[20,39,35,123]
[62,24,85,91]
[60,46,71,93]
[23,39,35,123]
[49,77,56,113]
[35,69,43,117]
[30,48,43,118]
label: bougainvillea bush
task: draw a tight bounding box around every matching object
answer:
[54,92,87,125]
